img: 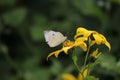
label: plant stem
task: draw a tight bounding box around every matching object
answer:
[75,62,80,71]
[72,48,80,71]
[83,42,91,68]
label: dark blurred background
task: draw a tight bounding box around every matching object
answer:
[0,0,120,80]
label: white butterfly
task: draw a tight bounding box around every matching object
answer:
[44,30,67,47]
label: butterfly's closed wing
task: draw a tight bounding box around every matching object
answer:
[44,30,67,47]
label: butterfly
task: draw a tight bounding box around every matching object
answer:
[44,30,67,47]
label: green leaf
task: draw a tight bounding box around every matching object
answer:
[0,43,8,54]
[30,14,51,41]
[98,54,117,71]
[72,0,104,19]
[30,24,45,41]
[50,59,62,75]
[24,68,51,80]
[2,8,27,27]
[33,14,47,25]
[117,60,120,74]
[72,53,79,71]
[23,57,39,70]
[72,54,78,65]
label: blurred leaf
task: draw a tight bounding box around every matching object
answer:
[2,8,27,27]
[6,75,19,80]
[50,59,62,75]
[72,0,104,19]
[23,57,39,70]
[30,14,49,41]
[98,54,118,71]
[117,60,120,67]
[24,68,51,80]
[0,0,16,6]
[0,61,12,80]
[72,53,78,70]
[30,25,44,41]
[116,60,120,74]
[33,14,47,25]
[0,43,8,54]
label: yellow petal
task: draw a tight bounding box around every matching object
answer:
[75,37,87,42]
[104,41,111,51]
[92,48,98,57]
[93,33,103,45]
[74,38,87,51]
[84,31,94,38]
[74,33,83,39]
[63,40,74,47]
[78,73,82,80]
[93,33,111,51]
[78,42,87,51]
[78,68,88,80]
[47,49,63,60]
[90,40,96,46]
[91,48,102,59]
[62,46,74,54]
[83,69,88,78]
[89,38,96,46]
[74,27,94,40]
[61,73,76,80]
[74,27,87,39]
[99,33,107,40]
[98,34,111,50]
[76,27,88,34]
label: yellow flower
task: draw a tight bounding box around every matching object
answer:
[47,39,87,60]
[78,68,88,80]
[91,48,101,59]
[61,68,88,80]
[74,27,93,39]
[61,73,76,80]
[74,37,87,51]
[47,40,74,60]
[74,27,111,50]
[61,68,99,80]
[47,27,111,60]
[92,33,111,50]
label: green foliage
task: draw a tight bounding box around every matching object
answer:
[30,25,44,41]
[98,54,120,74]
[50,59,62,75]
[2,8,27,27]
[24,68,51,80]
[72,0,104,17]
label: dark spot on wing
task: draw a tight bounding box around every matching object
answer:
[52,33,55,36]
